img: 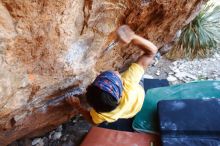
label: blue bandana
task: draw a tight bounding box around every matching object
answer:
[93,71,123,101]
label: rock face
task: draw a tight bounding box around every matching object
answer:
[0,0,205,145]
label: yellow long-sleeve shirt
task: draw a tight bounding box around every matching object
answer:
[90,63,145,124]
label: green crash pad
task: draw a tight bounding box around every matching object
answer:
[132,80,220,134]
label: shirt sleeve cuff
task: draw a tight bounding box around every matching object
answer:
[90,109,104,124]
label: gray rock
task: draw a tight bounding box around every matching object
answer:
[53,132,62,140]
[42,137,49,146]
[172,61,178,66]
[214,53,220,58]
[62,139,75,146]
[216,77,220,80]
[56,125,63,132]
[174,72,185,80]
[174,71,197,81]
[155,70,160,76]
[168,72,174,75]
[49,131,55,139]
[198,71,202,74]
[143,74,154,79]
[61,135,68,141]
[32,138,44,146]
[167,75,177,82]
[171,67,180,74]
[185,73,197,80]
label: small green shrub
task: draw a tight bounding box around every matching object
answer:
[167,3,220,59]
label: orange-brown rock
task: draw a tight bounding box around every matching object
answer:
[0,0,206,145]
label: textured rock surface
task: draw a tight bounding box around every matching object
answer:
[0,0,205,145]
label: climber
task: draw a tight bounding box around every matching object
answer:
[66,25,158,128]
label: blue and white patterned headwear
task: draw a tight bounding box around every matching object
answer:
[93,71,123,101]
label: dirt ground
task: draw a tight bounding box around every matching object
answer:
[9,51,220,146]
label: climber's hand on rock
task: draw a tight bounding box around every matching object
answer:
[66,96,81,109]
[117,25,135,44]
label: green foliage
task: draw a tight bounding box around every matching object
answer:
[167,3,220,59]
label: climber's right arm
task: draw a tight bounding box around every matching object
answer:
[132,35,158,56]
[117,25,158,70]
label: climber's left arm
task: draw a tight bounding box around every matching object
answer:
[66,96,96,125]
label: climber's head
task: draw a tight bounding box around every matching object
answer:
[86,71,123,113]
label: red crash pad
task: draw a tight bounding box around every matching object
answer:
[80,127,160,146]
